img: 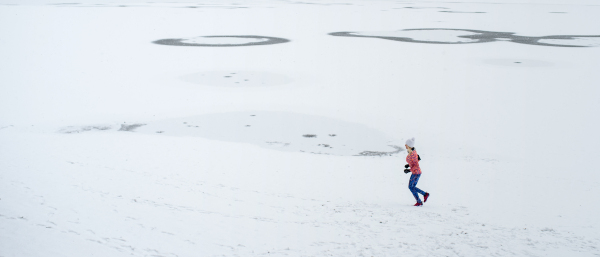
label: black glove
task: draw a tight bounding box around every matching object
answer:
[404,169,411,174]
[404,164,410,168]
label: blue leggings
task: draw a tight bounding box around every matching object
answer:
[409,174,426,203]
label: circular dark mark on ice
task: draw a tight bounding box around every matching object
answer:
[153,35,290,47]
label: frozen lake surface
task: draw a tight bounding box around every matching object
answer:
[1,0,600,256]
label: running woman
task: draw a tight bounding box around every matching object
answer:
[405,137,429,206]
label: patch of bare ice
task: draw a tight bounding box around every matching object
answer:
[131,112,403,156]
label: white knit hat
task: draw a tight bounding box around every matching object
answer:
[405,137,415,148]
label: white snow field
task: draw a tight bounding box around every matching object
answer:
[1,0,600,256]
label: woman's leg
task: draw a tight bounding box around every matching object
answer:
[413,175,426,196]
[408,174,423,203]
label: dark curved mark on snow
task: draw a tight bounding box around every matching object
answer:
[152,35,290,47]
[329,29,600,47]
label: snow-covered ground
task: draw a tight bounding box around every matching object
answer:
[1,0,600,256]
